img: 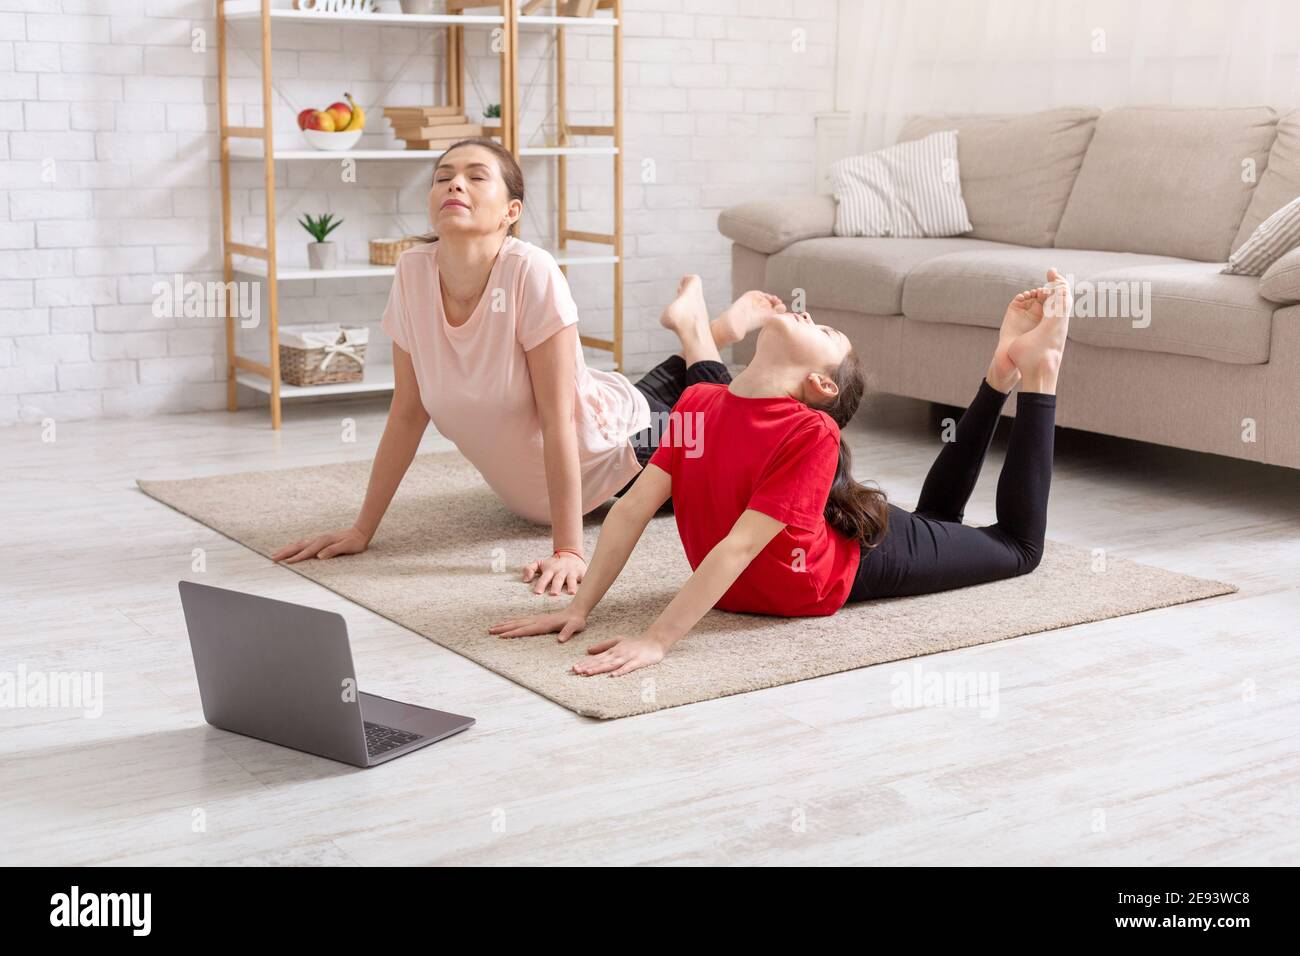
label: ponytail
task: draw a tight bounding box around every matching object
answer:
[815,350,889,547]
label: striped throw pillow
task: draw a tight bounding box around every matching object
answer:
[829,130,972,238]
[1224,194,1300,276]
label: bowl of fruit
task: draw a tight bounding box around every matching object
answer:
[298,93,365,150]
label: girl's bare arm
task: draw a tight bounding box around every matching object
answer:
[488,463,671,640]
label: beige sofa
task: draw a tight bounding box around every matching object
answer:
[719,106,1300,470]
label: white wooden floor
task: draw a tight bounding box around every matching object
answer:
[2,393,1298,866]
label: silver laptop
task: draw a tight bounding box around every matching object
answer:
[178,581,474,768]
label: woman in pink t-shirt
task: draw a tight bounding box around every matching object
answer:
[272,138,783,595]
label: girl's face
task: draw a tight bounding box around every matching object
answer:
[429,145,521,240]
[759,309,853,371]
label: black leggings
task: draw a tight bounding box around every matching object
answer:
[846,379,1056,602]
[615,354,731,498]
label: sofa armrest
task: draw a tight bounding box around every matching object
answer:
[717,195,837,255]
[1259,246,1300,304]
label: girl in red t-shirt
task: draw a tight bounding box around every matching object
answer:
[491,270,1071,678]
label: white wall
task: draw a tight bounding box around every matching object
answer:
[831,0,1300,159]
[0,0,837,425]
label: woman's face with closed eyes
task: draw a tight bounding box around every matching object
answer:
[429,144,521,240]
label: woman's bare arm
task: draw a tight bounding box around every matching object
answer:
[352,342,429,539]
[273,343,428,562]
[523,323,587,595]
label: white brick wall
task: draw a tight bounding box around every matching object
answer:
[0,0,837,426]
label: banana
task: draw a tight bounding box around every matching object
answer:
[343,92,365,132]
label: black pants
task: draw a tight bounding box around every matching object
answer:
[615,354,731,498]
[846,380,1056,602]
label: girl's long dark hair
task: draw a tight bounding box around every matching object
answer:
[415,137,525,243]
[814,350,889,547]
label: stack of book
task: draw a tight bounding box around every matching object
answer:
[558,0,600,15]
[381,106,499,151]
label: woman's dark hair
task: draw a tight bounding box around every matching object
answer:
[415,137,525,243]
[813,349,889,547]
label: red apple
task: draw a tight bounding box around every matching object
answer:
[304,110,336,132]
[297,108,316,130]
[325,101,351,131]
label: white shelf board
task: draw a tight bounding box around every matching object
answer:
[270,148,448,161]
[223,2,503,26]
[519,145,618,156]
[552,249,618,267]
[232,250,617,281]
[235,259,395,281]
[226,139,446,161]
[236,365,395,399]
[228,140,613,161]
[519,15,618,29]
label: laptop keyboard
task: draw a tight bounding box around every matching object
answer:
[364,721,424,757]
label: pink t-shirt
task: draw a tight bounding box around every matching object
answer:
[380,236,651,524]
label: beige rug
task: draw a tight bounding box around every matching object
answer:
[139,452,1236,719]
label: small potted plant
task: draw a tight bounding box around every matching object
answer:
[299,212,343,270]
[483,102,501,139]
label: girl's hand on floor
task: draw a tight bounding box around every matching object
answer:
[522,551,586,596]
[573,634,667,678]
[272,527,370,563]
[488,609,587,642]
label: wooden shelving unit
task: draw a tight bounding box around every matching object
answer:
[216,0,623,428]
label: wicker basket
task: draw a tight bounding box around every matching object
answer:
[278,325,369,387]
[369,236,422,266]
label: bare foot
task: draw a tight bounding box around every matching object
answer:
[711,290,786,348]
[660,274,709,337]
[1007,268,1072,393]
[989,286,1047,391]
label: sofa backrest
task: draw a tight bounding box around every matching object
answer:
[897,107,1099,249]
[1054,106,1277,262]
[1233,108,1300,254]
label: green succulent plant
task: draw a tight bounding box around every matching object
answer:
[484,103,501,119]
[299,212,343,243]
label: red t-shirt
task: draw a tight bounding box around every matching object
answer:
[647,383,861,616]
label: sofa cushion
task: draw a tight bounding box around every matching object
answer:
[1224,194,1300,276]
[1234,107,1300,254]
[902,247,1273,365]
[829,131,972,238]
[1068,262,1273,365]
[897,107,1099,248]
[764,236,1012,316]
[902,247,1185,329]
[1259,244,1300,304]
[716,195,837,255]
[1054,106,1278,262]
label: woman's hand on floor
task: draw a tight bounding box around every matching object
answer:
[522,551,586,596]
[488,608,587,642]
[573,634,668,678]
[271,527,370,564]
